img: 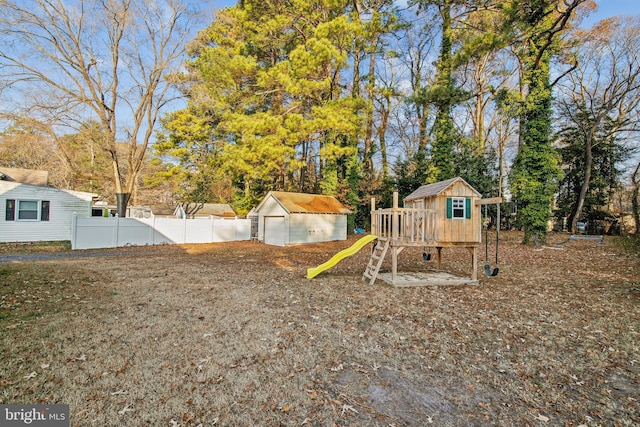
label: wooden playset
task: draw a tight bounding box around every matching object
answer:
[363,177,501,286]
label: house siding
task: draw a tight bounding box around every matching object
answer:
[288,213,347,244]
[0,181,93,242]
[438,181,481,243]
[257,196,289,244]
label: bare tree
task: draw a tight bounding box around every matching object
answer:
[0,0,197,216]
[0,119,71,187]
[632,160,640,234]
[394,9,439,155]
[556,16,640,233]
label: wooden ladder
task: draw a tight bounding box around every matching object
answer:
[362,237,389,285]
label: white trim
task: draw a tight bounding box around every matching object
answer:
[17,199,41,221]
[452,197,466,219]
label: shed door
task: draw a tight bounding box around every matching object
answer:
[264,216,286,246]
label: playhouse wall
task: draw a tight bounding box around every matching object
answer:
[408,181,481,244]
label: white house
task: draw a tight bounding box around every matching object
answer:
[253,191,351,246]
[1,180,96,243]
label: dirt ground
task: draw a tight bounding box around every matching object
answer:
[1,232,638,426]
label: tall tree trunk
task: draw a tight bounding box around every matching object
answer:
[430,0,455,181]
[570,133,593,233]
[632,161,640,235]
[363,42,378,174]
[378,95,390,179]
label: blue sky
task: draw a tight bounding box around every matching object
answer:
[207,0,640,25]
[582,0,640,27]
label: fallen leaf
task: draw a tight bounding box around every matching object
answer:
[118,404,133,416]
[341,404,358,415]
[531,413,550,422]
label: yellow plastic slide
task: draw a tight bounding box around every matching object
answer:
[306,234,378,279]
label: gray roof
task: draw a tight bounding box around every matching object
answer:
[404,177,480,201]
[0,167,49,186]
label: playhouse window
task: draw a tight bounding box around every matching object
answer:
[446,197,471,219]
[452,198,465,218]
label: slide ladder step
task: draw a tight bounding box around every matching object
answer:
[362,238,389,285]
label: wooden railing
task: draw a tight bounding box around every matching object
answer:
[372,208,438,245]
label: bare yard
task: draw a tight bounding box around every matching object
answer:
[1,232,638,426]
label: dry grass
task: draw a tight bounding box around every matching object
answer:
[1,232,638,426]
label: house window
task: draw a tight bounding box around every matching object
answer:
[5,200,50,221]
[18,200,39,220]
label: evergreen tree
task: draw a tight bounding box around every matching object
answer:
[505,0,586,243]
[157,1,365,212]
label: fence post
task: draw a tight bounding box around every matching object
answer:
[71,213,77,250]
[182,216,187,244]
[149,216,156,245]
[113,215,119,248]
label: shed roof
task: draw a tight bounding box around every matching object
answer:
[180,203,236,218]
[150,205,179,217]
[261,191,351,214]
[0,167,49,186]
[404,177,481,202]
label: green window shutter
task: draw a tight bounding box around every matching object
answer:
[465,198,471,219]
[446,198,452,218]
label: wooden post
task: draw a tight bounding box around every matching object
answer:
[371,197,376,236]
[392,192,398,240]
[470,246,478,281]
[391,192,399,281]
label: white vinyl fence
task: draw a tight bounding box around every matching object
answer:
[71,215,251,250]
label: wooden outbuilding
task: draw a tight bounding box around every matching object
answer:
[253,191,351,246]
[364,177,500,286]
